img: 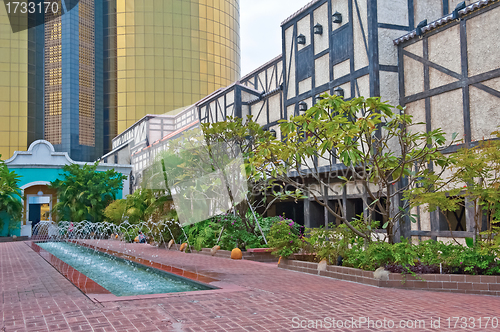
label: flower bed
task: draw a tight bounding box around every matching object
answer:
[279,259,500,296]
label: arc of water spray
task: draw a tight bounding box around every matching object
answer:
[164,219,176,245]
[176,220,191,250]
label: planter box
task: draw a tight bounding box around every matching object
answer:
[290,253,317,262]
[194,248,278,263]
[246,248,273,253]
[156,244,278,263]
[279,259,500,296]
[243,249,279,263]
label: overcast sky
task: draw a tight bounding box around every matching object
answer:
[239,0,311,77]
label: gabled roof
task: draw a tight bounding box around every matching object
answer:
[281,0,322,26]
[196,81,262,106]
[240,55,283,82]
[5,140,131,173]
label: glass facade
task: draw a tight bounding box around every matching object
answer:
[44,5,63,145]
[114,0,241,134]
[45,0,103,161]
[78,0,95,147]
[0,4,28,159]
[0,0,240,160]
[103,0,117,153]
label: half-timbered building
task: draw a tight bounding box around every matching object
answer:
[102,0,500,242]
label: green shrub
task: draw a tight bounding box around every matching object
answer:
[340,237,500,275]
[304,225,341,264]
[267,218,303,258]
[181,213,280,251]
[184,219,222,251]
[220,214,270,250]
[255,215,281,238]
[104,199,127,225]
[343,241,391,270]
[423,240,500,275]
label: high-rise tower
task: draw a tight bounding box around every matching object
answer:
[0,0,241,161]
[43,0,104,161]
[0,4,29,159]
[110,0,241,137]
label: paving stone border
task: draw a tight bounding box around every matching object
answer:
[0,236,28,242]
[279,259,500,296]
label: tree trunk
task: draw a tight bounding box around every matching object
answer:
[236,200,253,233]
[387,225,394,244]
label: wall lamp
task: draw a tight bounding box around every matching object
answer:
[313,23,323,35]
[315,94,324,102]
[452,1,466,20]
[297,34,306,45]
[298,101,308,112]
[415,19,427,37]
[332,11,342,24]
[334,86,344,97]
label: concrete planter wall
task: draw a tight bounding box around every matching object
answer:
[279,259,500,296]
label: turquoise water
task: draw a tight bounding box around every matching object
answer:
[37,242,213,296]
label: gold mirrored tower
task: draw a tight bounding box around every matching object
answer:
[111,0,241,135]
[0,0,240,159]
[0,5,28,159]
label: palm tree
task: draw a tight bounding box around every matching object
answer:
[0,155,23,235]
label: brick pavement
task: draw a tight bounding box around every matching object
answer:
[2,240,500,331]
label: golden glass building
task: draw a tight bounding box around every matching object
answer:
[0,0,240,160]
[112,0,241,135]
[0,5,28,159]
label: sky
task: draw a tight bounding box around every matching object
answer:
[239,0,311,77]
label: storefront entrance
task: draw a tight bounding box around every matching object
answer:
[21,183,58,236]
[27,196,52,230]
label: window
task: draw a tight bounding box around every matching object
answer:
[439,202,466,231]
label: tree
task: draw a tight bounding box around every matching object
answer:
[124,188,172,224]
[409,131,500,245]
[201,116,279,232]
[50,162,127,223]
[0,155,23,234]
[146,116,276,235]
[250,94,455,244]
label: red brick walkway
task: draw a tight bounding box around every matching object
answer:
[2,240,500,331]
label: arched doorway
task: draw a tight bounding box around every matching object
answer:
[20,182,58,234]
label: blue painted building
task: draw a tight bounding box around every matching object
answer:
[2,140,131,237]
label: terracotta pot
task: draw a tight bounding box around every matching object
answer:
[179,243,187,251]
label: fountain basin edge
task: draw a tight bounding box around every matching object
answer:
[28,240,247,302]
